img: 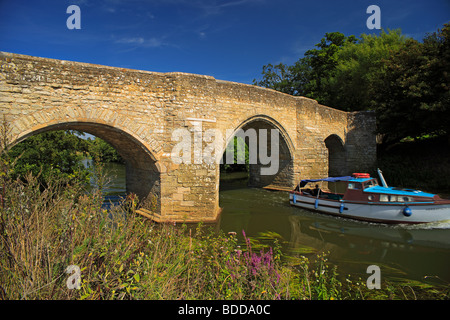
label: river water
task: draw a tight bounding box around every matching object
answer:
[95,161,450,286]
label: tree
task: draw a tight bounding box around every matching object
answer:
[327,29,406,111]
[375,23,450,145]
[253,24,450,146]
[86,137,124,164]
[253,32,357,103]
[420,23,450,140]
[252,62,306,96]
[301,32,357,105]
[7,130,90,186]
[221,136,249,173]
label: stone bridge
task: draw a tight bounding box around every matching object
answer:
[0,52,376,222]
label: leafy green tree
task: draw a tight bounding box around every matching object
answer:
[7,130,90,186]
[252,62,304,96]
[253,30,406,112]
[253,32,357,103]
[301,32,357,105]
[221,136,249,172]
[253,24,450,146]
[87,137,124,164]
[420,23,450,140]
[375,23,450,145]
[327,29,406,111]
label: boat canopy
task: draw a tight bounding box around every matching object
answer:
[300,176,353,188]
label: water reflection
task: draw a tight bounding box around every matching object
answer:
[82,159,127,209]
[218,172,450,284]
[286,213,450,282]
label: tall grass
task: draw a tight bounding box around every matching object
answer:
[0,168,283,300]
[1,168,448,300]
[0,124,448,300]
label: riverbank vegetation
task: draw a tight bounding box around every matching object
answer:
[376,135,450,194]
[254,23,449,150]
[6,130,91,187]
[0,157,448,300]
[5,128,123,188]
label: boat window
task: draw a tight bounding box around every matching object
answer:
[364,179,378,189]
[348,183,362,190]
[380,195,396,202]
[379,195,413,202]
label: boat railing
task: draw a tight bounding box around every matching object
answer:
[301,188,344,201]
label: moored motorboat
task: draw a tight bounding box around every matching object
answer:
[289,169,450,224]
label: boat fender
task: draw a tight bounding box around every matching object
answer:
[293,194,296,204]
[403,206,412,217]
[314,199,319,209]
[339,202,345,213]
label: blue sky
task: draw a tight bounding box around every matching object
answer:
[0,0,449,84]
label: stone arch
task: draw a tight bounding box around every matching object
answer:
[10,120,161,213]
[324,134,347,177]
[222,115,295,189]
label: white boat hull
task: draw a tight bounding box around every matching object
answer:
[289,193,450,224]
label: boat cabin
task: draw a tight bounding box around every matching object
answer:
[299,173,441,204]
[291,171,450,224]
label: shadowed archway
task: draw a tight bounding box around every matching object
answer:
[324,134,347,177]
[12,121,161,212]
[222,115,295,190]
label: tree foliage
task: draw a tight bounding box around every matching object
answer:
[253,32,357,101]
[375,25,450,145]
[328,29,406,111]
[5,130,124,186]
[301,32,357,105]
[253,23,450,146]
[7,130,90,186]
[87,137,124,164]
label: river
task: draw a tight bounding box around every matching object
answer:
[92,161,450,286]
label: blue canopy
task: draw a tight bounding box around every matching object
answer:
[300,176,353,188]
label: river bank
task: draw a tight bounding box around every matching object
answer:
[376,135,450,196]
[0,170,448,300]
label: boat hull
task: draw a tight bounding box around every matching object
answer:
[289,192,450,224]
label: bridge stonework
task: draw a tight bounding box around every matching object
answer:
[0,52,376,222]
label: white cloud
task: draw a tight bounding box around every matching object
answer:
[115,37,164,48]
[198,0,265,16]
[104,7,116,13]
